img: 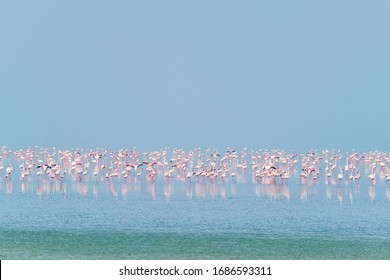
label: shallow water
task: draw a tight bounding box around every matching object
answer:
[1,176,390,259]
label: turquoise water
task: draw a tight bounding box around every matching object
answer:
[1,178,390,259]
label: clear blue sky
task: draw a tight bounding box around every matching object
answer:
[1,0,389,152]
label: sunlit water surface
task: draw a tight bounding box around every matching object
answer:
[1,176,390,259]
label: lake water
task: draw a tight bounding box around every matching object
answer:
[1,174,390,260]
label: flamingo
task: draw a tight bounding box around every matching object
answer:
[368,166,376,183]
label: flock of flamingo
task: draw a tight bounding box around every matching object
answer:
[0,146,390,202]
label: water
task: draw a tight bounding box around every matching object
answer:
[1,177,390,259]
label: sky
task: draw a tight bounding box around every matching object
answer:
[1,0,389,153]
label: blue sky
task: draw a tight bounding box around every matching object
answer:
[1,0,389,152]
